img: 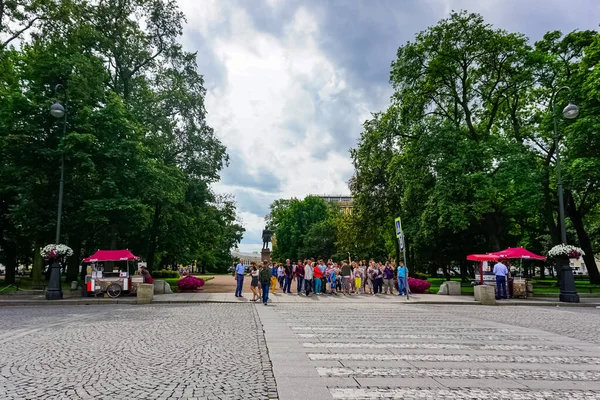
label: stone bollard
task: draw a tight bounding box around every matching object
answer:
[446,281,461,295]
[71,281,79,290]
[437,282,449,295]
[474,285,496,305]
[137,283,154,304]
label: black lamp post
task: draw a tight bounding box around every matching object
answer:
[552,86,580,303]
[46,84,67,300]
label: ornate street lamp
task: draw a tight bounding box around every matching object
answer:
[552,86,579,303]
[46,84,67,300]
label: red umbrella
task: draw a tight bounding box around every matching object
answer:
[490,247,545,260]
[467,254,500,262]
[84,249,140,262]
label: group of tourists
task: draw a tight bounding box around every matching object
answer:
[234,258,409,305]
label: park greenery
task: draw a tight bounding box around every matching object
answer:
[0,0,244,285]
[269,12,600,284]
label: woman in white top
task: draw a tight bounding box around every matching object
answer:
[304,262,314,296]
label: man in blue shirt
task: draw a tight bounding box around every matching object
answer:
[234,262,245,297]
[397,261,408,296]
[493,260,509,299]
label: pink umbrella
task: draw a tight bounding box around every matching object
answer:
[490,247,546,260]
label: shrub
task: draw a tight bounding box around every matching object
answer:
[412,272,429,280]
[177,276,205,291]
[152,269,179,279]
[408,277,431,294]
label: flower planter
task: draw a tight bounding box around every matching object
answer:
[556,254,579,303]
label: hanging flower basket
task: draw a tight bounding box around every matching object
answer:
[41,244,74,262]
[548,244,585,259]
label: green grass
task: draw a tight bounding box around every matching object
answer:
[0,277,72,294]
[425,276,600,295]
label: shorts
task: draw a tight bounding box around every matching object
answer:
[355,277,362,288]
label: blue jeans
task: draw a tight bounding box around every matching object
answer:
[262,283,270,304]
[314,278,322,294]
[297,277,304,293]
[283,276,292,293]
[496,275,507,299]
[235,274,244,296]
[398,277,407,295]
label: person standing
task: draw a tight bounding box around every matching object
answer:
[397,261,408,296]
[313,261,323,295]
[296,260,305,295]
[366,263,374,295]
[304,261,314,296]
[341,261,352,295]
[372,263,382,294]
[249,263,260,302]
[259,262,272,305]
[353,264,363,294]
[383,262,394,295]
[493,259,509,299]
[318,260,327,294]
[277,263,284,289]
[327,264,338,295]
[283,259,293,294]
[234,261,245,297]
[270,263,278,293]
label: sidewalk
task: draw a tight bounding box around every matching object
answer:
[1,290,599,307]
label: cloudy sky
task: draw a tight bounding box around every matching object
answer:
[178,0,599,253]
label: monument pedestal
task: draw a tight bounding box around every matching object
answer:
[261,249,271,263]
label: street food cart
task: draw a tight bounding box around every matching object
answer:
[468,248,546,298]
[467,253,500,286]
[489,247,546,298]
[83,249,144,298]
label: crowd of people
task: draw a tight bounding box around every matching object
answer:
[234,258,409,305]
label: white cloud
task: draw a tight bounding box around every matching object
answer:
[180,2,366,251]
[178,0,600,252]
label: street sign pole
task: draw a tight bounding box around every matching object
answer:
[395,217,409,300]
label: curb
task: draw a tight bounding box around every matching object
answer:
[1,297,598,307]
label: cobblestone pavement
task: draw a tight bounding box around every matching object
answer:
[0,305,277,400]
[260,303,600,400]
[414,304,600,345]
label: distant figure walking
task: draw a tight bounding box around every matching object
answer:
[234,261,245,297]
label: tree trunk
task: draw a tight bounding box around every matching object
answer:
[3,246,17,284]
[485,213,502,251]
[566,191,600,284]
[31,240,44,289]
[459,260,468,283]
[66,237,82,283]
[146,204,161,271]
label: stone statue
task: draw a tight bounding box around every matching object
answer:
[262,226,272,250]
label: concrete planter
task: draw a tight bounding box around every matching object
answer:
[137,283,154,304]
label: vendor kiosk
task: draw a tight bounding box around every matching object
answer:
[83,249,144,298]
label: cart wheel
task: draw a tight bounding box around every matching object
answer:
[106,283,122,298]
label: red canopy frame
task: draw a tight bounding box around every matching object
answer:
[84,249,140,263]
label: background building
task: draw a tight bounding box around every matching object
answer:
[315,194,353,215]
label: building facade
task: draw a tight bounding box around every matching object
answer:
[315,194,353,215]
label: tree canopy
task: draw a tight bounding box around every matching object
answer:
[0,0,243,283]
[351,11,600,282]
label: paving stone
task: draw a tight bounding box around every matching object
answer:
[0,304,277,400]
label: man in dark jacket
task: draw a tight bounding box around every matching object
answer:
[259,262,272,305]
[283,259,293,293]
[295,260,305,295]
